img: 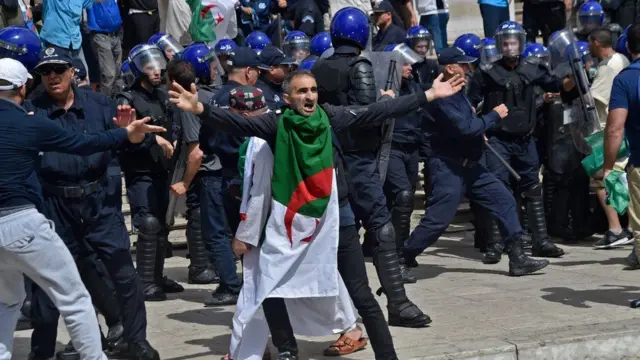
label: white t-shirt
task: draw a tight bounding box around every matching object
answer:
[591,52,630,127]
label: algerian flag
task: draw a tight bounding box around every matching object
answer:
[271,107,334,246]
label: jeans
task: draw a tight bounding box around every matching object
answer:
[262,222,397,360]
[0,207,106,360]
[90,29,123,97]
[420,13,450,50]
[479,4,510,38]
[199,172,241,293]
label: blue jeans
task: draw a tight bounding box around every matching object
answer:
[420,13,450,50]
[199,172,241,293]
[479,4,510,38]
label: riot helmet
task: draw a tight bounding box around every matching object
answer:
[121,60,135,89]
[245,31,272,55]
[148,33,184,61]
[128,44,167,87]
[405,25,433,56]
[0,26,42,72]
[283,31,310,63]
[298,57,317,71]
[480,37,500,64]
[578,1,605,35]
[384,43,421,80]
[522,42,550,67]
[565,41,592,65]
[330,7,369,49]
[494,21,526,60]
[453,33,482,58]
[214,39,238,56]
[310,32,332,57]
[182,42,224,84]
[615,32,631,61]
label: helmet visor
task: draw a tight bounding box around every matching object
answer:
[495,31,525,58]
[158,35,184,59]
[284,39,310,62]
[390,43,423,65]
[131,47,167,73]
[480,43,501,64]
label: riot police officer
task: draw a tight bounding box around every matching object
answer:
[257,45,297,110]
[406,26,439,88]
[283,31,311,63]
[24,47,159,360]
[310,31,333,58]
[245,31,272,55]
[382,44,425,284]
[115,44,184,301]
[576,1,605,41]
[311,7,430,328]
[453,33,482,84]
[467,21,565,262]
[182,42,223,105]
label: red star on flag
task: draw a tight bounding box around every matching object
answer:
[214,11,224,25]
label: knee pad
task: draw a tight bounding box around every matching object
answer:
[137,215,163,235]
[394,190,414,210]
[375,222,396,251]
[523,183,542,198]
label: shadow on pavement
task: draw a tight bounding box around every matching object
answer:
[167,307,235,327]
[540,285,640,308]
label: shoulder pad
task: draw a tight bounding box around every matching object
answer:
[115,91,134,105]
[348,56,373,67]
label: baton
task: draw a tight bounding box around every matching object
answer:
[384,59,397,91]
[484,140,521,182]
[378,59,398,183]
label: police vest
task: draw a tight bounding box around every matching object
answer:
[480,62,538,137]
[313,55,382,153]
[116,89,176,172]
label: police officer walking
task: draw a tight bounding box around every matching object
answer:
[403,47,550,277]
[21,47,163,359]
[256,45,297,110]
[467,21,565,263]
[116,44,184,301]
[312,7,429,328]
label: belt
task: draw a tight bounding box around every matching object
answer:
[439,155,478,169]
[41,175,107,199]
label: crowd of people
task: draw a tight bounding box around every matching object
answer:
[1,0,640,359]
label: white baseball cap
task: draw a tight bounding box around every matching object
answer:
[0,58,33,91]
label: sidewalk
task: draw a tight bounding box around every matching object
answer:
[12,230,640,360]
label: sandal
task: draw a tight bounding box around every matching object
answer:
[323,334,368,356]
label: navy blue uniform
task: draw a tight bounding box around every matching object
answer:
[198,80,244,297]
[404,90,523,258]
[21,88,147,357]
[384,79,422,257]
[373,24,406,51]
[256,77,285,110]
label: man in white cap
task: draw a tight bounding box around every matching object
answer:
[0,58,165,360]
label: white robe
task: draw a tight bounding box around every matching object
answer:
[230,137,357,360]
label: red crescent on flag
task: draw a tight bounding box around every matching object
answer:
[201,4,217,19]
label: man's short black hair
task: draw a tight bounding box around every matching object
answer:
[627,24,640,55]
[589,28,613,48]
[166,60,196,90]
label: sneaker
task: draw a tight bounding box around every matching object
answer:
[619,229,635,246]
[205,285,239,306]
[594,230,630,249]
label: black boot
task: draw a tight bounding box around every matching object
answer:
[55,342,79,360]
[136,229,166,301]
[128,340,160,360]
[471,202,489,252]
[520,204,532,249]
[186,208,219,284]
[525,185,565,258]
[156,235,184,294]
[506,235,550,276]
[373,223,431,328]
[391,190,417,284]
[16,300,32,331]
[483,220,503,264]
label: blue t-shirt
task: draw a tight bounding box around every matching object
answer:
[478,0,508,7]
[609,60,640,166]
[41,0,94,50]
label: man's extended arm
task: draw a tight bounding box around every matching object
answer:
[199,103,279,138]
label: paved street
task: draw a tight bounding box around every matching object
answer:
[12,229,640,360]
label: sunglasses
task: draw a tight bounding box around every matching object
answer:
[36,65,71,76]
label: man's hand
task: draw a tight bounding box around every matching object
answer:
[379,89,395,98]
[493,104,509,119]
[155,135,175,158]
[124,118,166,144]
[169,82,203,115]
[242,6,253,15]
[25,7,32,21]
[113,105,137,128]
[232,237,252,257]
[171,181,188,196]
[427,73,465,101]
[544,92,559,103]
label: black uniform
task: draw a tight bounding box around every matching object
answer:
[312,43,429,328]
[372,23,407,51]
[290,0,323,37]
[467,58,565,261]
[411,58,440,89]
[116,83,184,301]
[256,77,285,110]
